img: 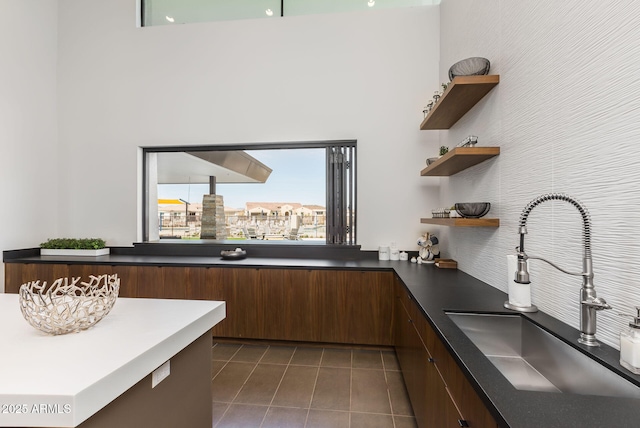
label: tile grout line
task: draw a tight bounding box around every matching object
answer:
[211,343,246,428]
[216,344,267,428]
[260,345,297,428]
[211,342,247,428]
[349,349,353,428]
[253,345,275,428]
[380,350,399,428]
[211,342,242,381]
[302,347,324,428]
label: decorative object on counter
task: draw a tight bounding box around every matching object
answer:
[510,193,611,347]
[220,248,247,260]
[504,255,535,312]
[399,251,408,261]
[439,146,449,156]
[456,135,479,148]
[431,208,450,218]
[448,57,491,81]
[417,232,440,263]
[620,307,640,374]
[378,245,390,261]
[435,259,457,269]
[454,202,491,218]
[19,274,120,335]
[40,238,109,257]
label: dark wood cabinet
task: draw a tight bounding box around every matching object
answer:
[394,278,497,428]
[4,263,393,346]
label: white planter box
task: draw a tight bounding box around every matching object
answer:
[41,248,110,257]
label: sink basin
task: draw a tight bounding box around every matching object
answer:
[446,312,640,398]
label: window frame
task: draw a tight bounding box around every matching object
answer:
[141,140,356,245]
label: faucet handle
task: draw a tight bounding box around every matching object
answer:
[582,296,612,310]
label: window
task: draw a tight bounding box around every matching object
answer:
[142,141,356,245]
[141,0,439,27]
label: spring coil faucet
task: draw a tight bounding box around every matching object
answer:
[509,193,611,347]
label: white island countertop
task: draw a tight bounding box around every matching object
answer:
[0,294,225,427]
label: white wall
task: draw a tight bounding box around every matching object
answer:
[439,0,640,348]
[0,1,59,292]
[56,0,441,250]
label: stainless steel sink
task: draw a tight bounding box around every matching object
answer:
[446,312,640,398]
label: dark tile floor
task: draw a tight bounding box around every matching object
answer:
[211,342,417,428]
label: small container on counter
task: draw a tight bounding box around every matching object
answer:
[378,246,390,261]
[390,243,400,261]
[620,307,640,374]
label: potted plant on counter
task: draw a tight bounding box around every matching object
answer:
[40,238,109,257]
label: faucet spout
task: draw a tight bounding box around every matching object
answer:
[509,193,611,347]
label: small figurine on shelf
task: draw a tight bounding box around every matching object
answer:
[417,233,440,264]
[441,82,449,91]
[439,146,449,156]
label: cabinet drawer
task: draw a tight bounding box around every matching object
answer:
[436,340,498,428]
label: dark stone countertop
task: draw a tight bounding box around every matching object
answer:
[5,250,640,427]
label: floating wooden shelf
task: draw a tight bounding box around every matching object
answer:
[420,75,500,130]
[421,147,500,176]
[420,218,500,227]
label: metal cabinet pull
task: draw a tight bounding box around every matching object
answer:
[458,420,469,427]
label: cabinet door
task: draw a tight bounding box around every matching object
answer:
[136,266,164,298]
[396,280,497,428]
[394,293,428,427]
[5,263,70,293]
[280,269,318,342]
[417,312,497,428]
[437,347,498,428]
[109,265,138,298]
[344,271,394,345]
[208,267,262,338]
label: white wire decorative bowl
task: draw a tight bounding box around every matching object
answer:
[18,274,120,335]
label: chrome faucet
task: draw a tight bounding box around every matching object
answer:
[508,193,612,347]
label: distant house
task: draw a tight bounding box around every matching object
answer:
[245,202,303,217]
[297,205,326,217]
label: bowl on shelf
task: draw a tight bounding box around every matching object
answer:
[448,57,491,81]
[19,274,120,335]
[454,202,491,218]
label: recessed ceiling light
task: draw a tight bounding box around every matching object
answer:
[367,0,375,7]
[165,15,175,23]
[265,9,274,16]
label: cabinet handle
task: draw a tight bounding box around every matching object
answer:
[428,357,435,363]
[458,420,469,427]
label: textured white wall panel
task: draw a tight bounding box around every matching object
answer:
[440,0,640,348]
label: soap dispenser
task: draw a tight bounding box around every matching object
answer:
[620,307,640,374]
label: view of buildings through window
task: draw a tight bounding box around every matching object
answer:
[155,148,328,241]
